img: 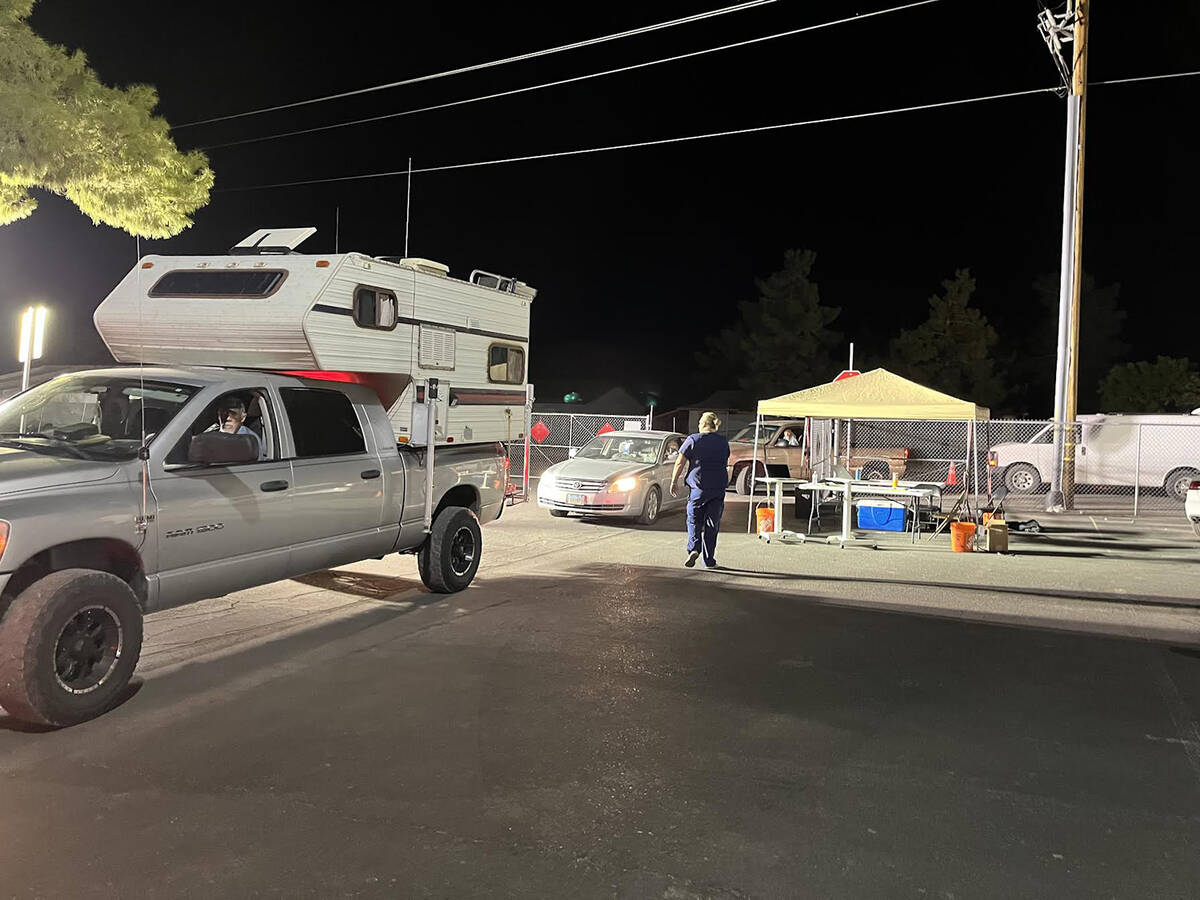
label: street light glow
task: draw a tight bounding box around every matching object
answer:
[17,305,47,363]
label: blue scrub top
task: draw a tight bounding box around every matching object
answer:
[680,432,731,498]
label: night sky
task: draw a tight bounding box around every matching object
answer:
[1,0,1197,413]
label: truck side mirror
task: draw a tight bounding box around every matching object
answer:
[187,432,259,465]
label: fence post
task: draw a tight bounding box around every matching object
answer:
[1133,423,1142,519]
[568,416,574,454]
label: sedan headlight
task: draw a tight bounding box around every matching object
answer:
[541,473,556,489]
[611,476,639,493]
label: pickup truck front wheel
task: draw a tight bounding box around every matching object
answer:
[417,507,483,593]
[0,569,143,727]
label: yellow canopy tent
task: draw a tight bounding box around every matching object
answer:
[747,369,989,534]
[758,368,989,421]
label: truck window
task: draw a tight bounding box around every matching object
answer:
[488,344,525,384]
[280,388,366,457]
[167,388,276,464]
[353,286,398,330]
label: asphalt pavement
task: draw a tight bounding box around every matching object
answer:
[1,500,1198,898]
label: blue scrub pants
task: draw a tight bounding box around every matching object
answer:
[687,492,724,567]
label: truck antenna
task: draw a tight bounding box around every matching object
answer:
[404,157,413,258]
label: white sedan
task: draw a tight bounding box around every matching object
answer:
[1186,476,1200,537]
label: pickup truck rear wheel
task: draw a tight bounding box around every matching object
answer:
[417,507,483,593]
[0,569,143,727]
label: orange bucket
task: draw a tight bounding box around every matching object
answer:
[950,521,976,553]
[755,506,776,535]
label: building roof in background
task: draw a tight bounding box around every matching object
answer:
[535,386,646,415]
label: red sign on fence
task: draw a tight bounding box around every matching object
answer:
[530,420,550,443]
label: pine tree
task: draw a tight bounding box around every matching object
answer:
[0,0,213,237]
[1098,357,1200,413]
[888,269,1005,408]
[732,249,842,399]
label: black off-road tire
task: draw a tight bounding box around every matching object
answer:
[417,507,483,594]
[637,486,662,526]
[0,569,143,727]
[1164,468,1199,503]
[1004,463,1042,494]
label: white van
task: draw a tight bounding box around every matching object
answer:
[989,411,1200,501]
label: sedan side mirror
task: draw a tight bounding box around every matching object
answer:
[187,431,259,465]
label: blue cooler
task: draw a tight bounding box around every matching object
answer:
[856,499,906,532]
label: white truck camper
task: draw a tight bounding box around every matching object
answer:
[93,227,536,448]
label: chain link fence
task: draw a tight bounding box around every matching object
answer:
[506,411,653,485]
[819,418,1200,518]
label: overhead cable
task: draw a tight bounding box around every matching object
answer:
[175,0,777,129]
[199,0,944,152]
[216,70,1200,194]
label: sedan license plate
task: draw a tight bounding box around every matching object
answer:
[568,492,586,505]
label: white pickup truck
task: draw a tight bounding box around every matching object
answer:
[0,367,506,726]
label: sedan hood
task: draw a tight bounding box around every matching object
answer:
[546,458,653,482]
[0,446,124,498]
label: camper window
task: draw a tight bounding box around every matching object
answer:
[353,286,398,330]
[280,388,366,458]
[487,344,525,384]
[149,269,287,298]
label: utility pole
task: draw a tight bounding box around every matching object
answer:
[1043,0,1090,511]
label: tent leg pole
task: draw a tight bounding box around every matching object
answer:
[748,410,761,534]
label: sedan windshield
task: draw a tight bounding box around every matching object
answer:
[0,375,198,462]
[575,435,663,465]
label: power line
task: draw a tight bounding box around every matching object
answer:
[198,0,944,153]
[175,0,777,130]
[215,69,1200,194]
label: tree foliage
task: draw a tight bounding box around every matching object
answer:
[0,0,212,237]
[887,268,1005,409]
[699,249,841,400]
[1097,356,1200,413]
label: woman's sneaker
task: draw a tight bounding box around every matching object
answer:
[684,551,700,568]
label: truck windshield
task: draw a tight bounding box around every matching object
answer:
[0,375,198,462]
[732,424,781,444]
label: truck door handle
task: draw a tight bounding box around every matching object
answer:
[360,469,381,480]
[259,480,289,492]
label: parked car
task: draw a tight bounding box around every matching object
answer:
[1186,478,1200,536]
[989,412,1200,501]
[725,420,910,494]
[0,367,506,727]
[537,431,687,525]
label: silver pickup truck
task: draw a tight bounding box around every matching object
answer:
[0,366,506,727]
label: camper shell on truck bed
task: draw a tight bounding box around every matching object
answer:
[93,227,535,448]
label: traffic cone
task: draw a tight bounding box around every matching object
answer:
[946,461,958,486]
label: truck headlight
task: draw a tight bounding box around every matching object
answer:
[0,521,8,562]
[611,476,638,493]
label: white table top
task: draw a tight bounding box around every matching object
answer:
[755,477,939,499]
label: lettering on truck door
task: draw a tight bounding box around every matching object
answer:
[280,386,395,575]
[152,386,294,606]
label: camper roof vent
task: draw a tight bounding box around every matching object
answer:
[470,269,537,300]
[230,227,317,255]
[396,257,450,277]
